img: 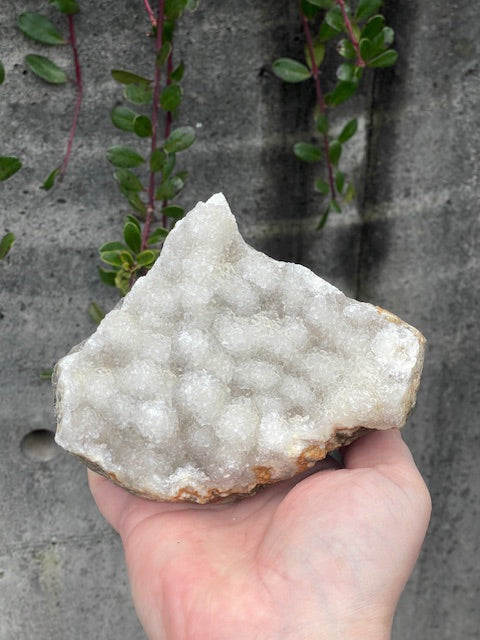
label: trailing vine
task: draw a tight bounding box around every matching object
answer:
[1,1,82,260]
[2,1,396,262]
[273,0,397,229]
[17,0,83,189]
[99,0,198,298]
[2,1,198,283]
[0,60,21,259]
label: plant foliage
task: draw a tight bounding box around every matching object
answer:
[100,1,198,296]
[273,0,397,229]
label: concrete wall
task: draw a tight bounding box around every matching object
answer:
[1,1,478,638]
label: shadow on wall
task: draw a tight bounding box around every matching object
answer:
[356,1,421,301]
[255,0,312,264]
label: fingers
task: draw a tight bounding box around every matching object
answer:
[88,469,138,533]
[344,428,431,530]
[342,428,415,471]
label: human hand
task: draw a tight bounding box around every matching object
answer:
[88,429,431,640]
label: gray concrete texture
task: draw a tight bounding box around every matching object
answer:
[0,0,478,637]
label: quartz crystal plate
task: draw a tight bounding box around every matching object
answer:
[54,193,425,503]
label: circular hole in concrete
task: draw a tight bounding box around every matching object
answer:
[21,429,62,462]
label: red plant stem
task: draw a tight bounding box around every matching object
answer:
[335,0,365,68]
[299,6,336,201]
[59,13,83,181]
[162,49,174,228]
[143,0,157,27]
[142,0,165,250]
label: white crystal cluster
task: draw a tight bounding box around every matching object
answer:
[54,193,425,502]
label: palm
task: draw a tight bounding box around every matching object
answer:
[89,430,431,640]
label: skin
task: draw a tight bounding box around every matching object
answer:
[88,429,431,640]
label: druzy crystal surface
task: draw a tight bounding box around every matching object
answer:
[54,193,425,502]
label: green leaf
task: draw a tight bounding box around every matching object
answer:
[186,0,200,10]
[38,369,54,380]
[365,30,391,58]
[106,146,145,168]
[164,126,195,153]
[157,42,172,67]
[315,113,329,134]
[18,12,66,45]
[293,142,322,163]
[361,15,385,40]
[41,167,60,190]
[165,0,189,19]
[324,6,344,32]
[99,241,126,252]
[148,227,169,244]
[162,154,176,179]
[337,62,355,81]
[151,150,169,174]
[329,140,342,166]
[124,83,153,105]
[330,199,342,213]
[337,39,356,59]
[170,61,185,82]
[136,250,158,267]
[156,175,184,201]
[162,204,184,219]
[150,148,168,172]
[0,157,22,181]
[0,61,5,85]
[335,170,345,194]
[272,58,311,83]
[120,250,134,268]
[49,0,80,14]
[175,169,188,182]
[115,269,132,296]
[305,0,334,7]
[125,191,147,215]
[344,182,356,203]
[353,66,364,81]
[355,0,383,22]
[126,214,141,230]
[160,84,183,112]
[114,168,144,192]
[111,106,137,132]
[325,80,357,106]
[314,179,330,195]
[162,20,175,45]
[111,69,151,85]
[305,41,325,70]
[100,250,124,267]
[123,220,142,253]
[133,115,153,138]
[300,0,319,20]
[368,49,398,68]
[359,38,375,61]
[338,118,358,143]
[88,301,105,325]
[25,54,68,84]
[0,232,15,259]
[316,207,330,230]
[318,21,339,42]
[379,27,395,48]
[98,267,118,287]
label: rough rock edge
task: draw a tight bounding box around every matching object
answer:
[376,305,426,423]
[79,425,369,504]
